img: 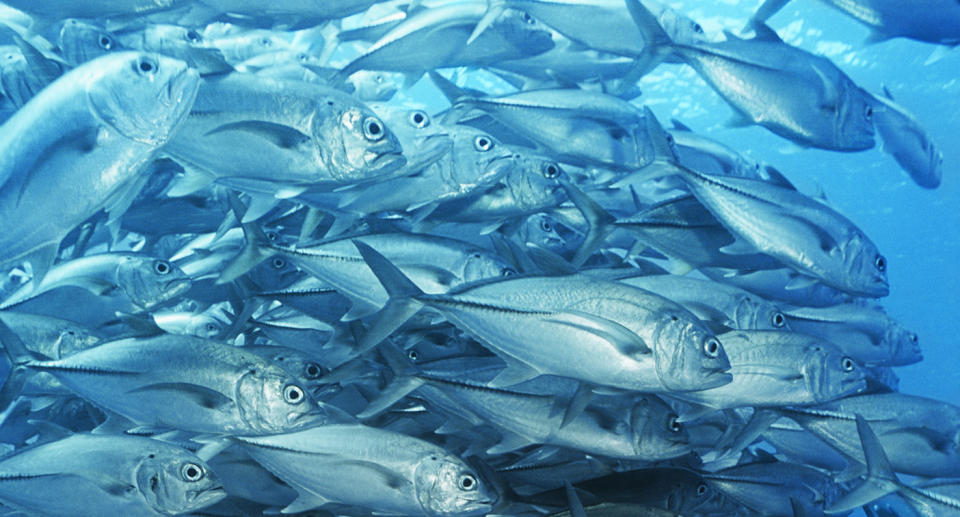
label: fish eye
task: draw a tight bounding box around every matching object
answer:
[283,384,305,404]
[874,255,886,272]
[864,105,873,121]
[522,11,535,24]
[303,362,322,379]
[542,162,561,179]
[186,30,202,43]
[458,474,478,491]
[501,267,517,277]
[770,312,785,328]
[260,37,272,47]
[910,333,918,343]
[697,483,708,496]
[702,337,721,358]
[272,257,286,269]
[205,322,220,333]
[408,110,430,129]
[99,35,113,50]
[154,260,171,275]
[180,463,204,482]
[841,357,855,372]
[694,23,704,34]
[539,219,552,232]
[407,349,419,362]
[135,56,157,74]
[667,415,682,433]
[474,135,493,152]
[362,117,385,141]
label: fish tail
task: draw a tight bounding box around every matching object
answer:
[352,240,424,355]
[217,194,278,285]
[561,181,617,267]
[825,414,901,514]
[0,313,37,412]
[624,0,674,51]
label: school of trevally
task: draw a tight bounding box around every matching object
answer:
[0,0,957,515]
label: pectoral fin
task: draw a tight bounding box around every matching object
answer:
[127,382,233,410]
[204,120,310,149]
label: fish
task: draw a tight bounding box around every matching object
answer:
[0,324,333,436]
[751,0,960,46]
[0,433,225,517]
[0,52,199,282]
[355,240,732,392]
[870,86,944,189]
[235,423,496,515]
[628,0,876,151]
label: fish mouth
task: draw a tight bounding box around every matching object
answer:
[841,377,868,395]
[365,151,408,179]
[189,486,227,508]
[163,278,193,299]
[699,369,733,389]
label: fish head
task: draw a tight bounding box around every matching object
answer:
[184,314,224,339]
[86,52,200,146]
[629,395,693,460]
[841,231,889,297]
[58,19,120,66]
[116,255,192,310]
[458,248,519,285]
[135,450,226,515]
[349,70,400,102]
[656,5,709,46]
[311,95,406,183]
[885,322,923,365]
[520,213,566,251]
[492,8,555,57]
[653,311,732,391]
[257,347,328,392]
[734,295,789,331]
[496,154,568,213]
[414,454,496,516]
[802,343,867,403]
[447,128,514,186]
[235,366,326,434]
[837,86,876,151]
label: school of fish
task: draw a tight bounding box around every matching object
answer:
[0,0,953,515]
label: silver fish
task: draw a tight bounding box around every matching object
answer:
[0,433,225,517]
[0,52,199,282]
[871,86,943,189]
[236,423,496,515]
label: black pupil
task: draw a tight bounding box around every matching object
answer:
[100,36,110,47]
[156,262,168,273]
[413,113,424,123]
[542,221,551,231]
[368,122,381,134]
[698,485,706,495]
[408,351,418,360]
[288,388,299,400]
[187,467,198,478]
[139,61,153,72]
[707,340,717,353]
[462,477,473,488]
[479,139,488,147]
[307,365,319,376]
[273,258,284,268]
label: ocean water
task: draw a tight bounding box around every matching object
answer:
[0,0,956,516]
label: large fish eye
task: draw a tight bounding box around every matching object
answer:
[303,362,323,379]
[135,56,158,75]
[501,267,517,277]
[539,218,552,233]
[99,35,113,50]
[702,337,721,359]
[271,257,286,269]
[542,162,561,179]
[362,116,385,141]
[474,135,494,152]
[185,30,202,43]
[408,110,430,129]
[458,474,478,491]
[874,254,886,272]
[205,322,220,333]
[841,357,855,372]
[522,11,535,24]
[864,105,873,121]
[770,312,786,328]
[667,415,682,433]
[697,483,708,496]
[180,463,204,482]
[283,384,305,404]
[154,260,172,275]
[693,23,704,34]
[910,333,919,344]
[407,349,420,362]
